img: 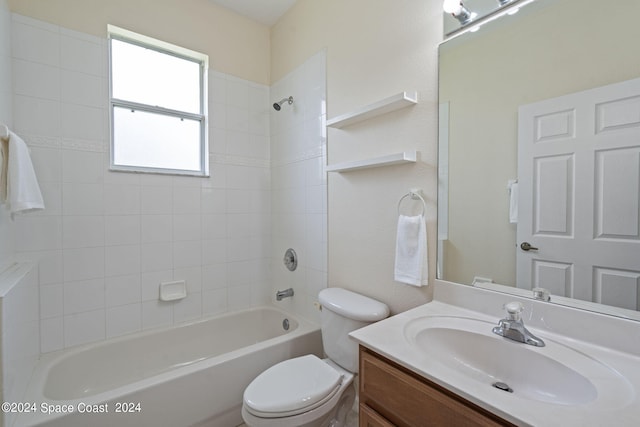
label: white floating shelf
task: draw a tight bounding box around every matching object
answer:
[326,91,418,129]
[326,151,417,173]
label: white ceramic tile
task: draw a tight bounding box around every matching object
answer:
[202,239,226,266]
[174,266,202,294]
[202,214,226,240]
[173,241,201,268]
[63,278,105,314]
[12,59,60,100]
[208,127,227,154]
[204,159,226,189]
[13,95,61,137]
[248,84,269,113]
[226,188,251,212]
[61,70,104,108]
[210,102,227,130]
[61,103,105,141]
[29,147,62,182]
[62,215,104,248]
[228,285,251,310]
[36,181,62,216]
[40,317,63,353]
[105,215,140,246]
[141,215,172,243]
[15,216,62,251]
[227,105,249,132]
[60,33,103,76]
[104,184,141,215]
[39,283,63,319]
[64,309,105,348]
[202,288,227,316]
[249,133,270,159]
[226,130,251,157]
[173,214,202,241]
[105,274,141,307]
[106,303,141,338]
[105,244,140,277]
[201,188,226,213]
[226,79,249,109]
[141,242,173,273]
[141,186,172,215]
[202,263,227,290]
[228,260,258,286]
[63,246,104,281]
[142,300,173,330]
[11,18,60,66]
[173,292,202,323]
[31,250,64,285]
[172,186,200,214]
[141,270,172,302]
[62,183,104,215]
[209,73,226,105]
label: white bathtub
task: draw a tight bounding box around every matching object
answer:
[16,306,322,427]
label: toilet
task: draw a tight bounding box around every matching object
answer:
[241,287,389,427]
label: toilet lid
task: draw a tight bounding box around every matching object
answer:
[243,355,342,416]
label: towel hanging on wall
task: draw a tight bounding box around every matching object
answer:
[394,213,428,287]
[1,129,45,216]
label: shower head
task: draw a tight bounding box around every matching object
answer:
[273,96,294,111]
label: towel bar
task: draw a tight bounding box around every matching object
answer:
[398,190,426,216]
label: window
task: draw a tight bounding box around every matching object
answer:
[108,26,208,176]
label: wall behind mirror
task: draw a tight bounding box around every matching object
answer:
[438,0,640,316]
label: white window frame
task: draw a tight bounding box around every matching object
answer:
[108,25,209,176]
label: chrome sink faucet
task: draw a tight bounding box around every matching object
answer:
[492,302,545,347]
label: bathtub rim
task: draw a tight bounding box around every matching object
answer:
[20,305,320,423]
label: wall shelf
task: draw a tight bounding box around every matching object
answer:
[326,151,417,173]
[326,91,418,128]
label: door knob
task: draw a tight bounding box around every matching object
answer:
[520,242,538,251]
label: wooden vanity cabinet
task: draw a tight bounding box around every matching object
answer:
[358,346,516,427]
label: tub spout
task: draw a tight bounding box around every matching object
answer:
[276,288,294,301]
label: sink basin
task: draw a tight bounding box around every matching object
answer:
[404,316,626,406]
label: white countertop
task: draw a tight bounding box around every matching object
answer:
[350,286,640,427]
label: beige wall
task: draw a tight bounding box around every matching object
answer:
[8,0,270,84]
[440,0,640,286]
[272,0,442,314]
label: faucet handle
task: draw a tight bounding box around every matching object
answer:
[504,301,524,321]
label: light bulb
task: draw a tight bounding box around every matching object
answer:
[443,0,463,15]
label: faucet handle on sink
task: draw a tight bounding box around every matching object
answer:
[504,301,524,321]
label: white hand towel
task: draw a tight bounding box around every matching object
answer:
[509,181,518,224]
[5,131,45,215]
[394,214,427,287]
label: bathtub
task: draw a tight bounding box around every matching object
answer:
[16,306,322,427]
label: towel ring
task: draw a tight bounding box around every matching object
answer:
[398,191,426,216]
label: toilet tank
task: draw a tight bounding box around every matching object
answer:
[318,288,389,373]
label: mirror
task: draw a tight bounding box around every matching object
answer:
[438,0,640,319]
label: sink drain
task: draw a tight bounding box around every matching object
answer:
[492,382,513,393]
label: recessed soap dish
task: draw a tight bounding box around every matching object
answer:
[159,280,187,301]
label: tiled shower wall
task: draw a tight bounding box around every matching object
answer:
[270,51,327,323]
[11,14,274,352]
[0,0,14,265]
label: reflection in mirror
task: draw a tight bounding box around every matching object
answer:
[438,0,640,320]
[443,0,522,36]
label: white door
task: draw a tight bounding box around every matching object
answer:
[517,78,640,310]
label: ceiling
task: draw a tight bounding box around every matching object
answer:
[209,0,298,26]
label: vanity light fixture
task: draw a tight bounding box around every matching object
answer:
[443,0,475,25]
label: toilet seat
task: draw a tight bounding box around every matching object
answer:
[243,355,343,418]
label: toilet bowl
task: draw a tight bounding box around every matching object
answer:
[241,356,355,427]
[241,288,389,427]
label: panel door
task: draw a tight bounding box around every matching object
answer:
[517,78,640,310]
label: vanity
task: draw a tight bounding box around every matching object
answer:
[350,0,640,424]
[350,280,640,426]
